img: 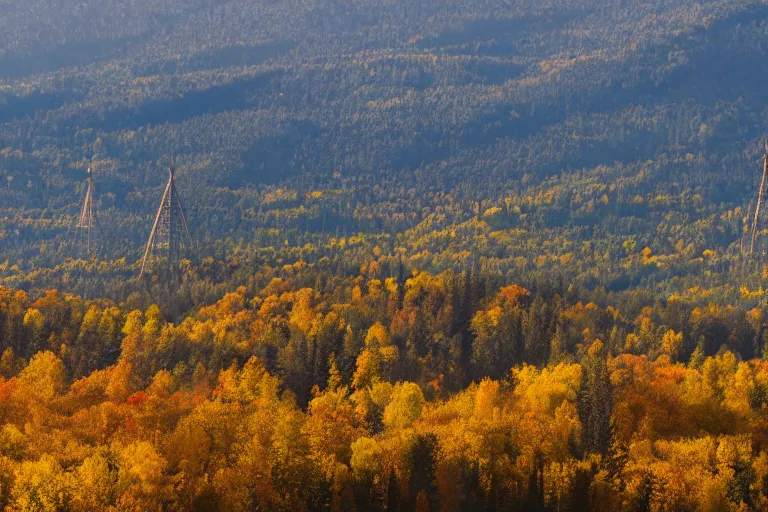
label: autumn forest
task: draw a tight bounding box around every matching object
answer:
[3,0,768,510]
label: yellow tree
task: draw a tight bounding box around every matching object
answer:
[19,351,66,402]
[383,382,425,430]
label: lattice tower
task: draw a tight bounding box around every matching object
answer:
[72,165,103,258]
[139,156,193,277]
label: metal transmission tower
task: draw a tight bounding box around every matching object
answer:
[72,165,103,258]
[749,142,768,268]
[139,156,193,277]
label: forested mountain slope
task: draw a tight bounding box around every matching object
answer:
[0,0,767,303]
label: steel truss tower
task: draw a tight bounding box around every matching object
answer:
[72,165,103,258]
[750,143,768,268]
[139,156,193,277]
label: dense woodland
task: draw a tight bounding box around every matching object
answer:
[1,269,768,510]
[3,0,768,510]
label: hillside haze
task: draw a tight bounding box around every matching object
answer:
[0,0,766,297]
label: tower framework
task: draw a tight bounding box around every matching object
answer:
[750,143,768,268]
[72,165,103,258]
[139,156,193,277]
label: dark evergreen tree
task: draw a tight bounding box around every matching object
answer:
[578,340,613,455]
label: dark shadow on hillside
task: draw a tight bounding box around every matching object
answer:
[188,41,295,71]
[0,37,140,79]
[92,70,284,131]
[0,92,83,123]
[472,61,528,84]
[236,120,324,186]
